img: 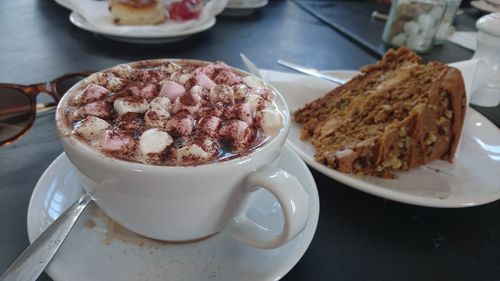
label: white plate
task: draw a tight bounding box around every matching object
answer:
[471,1,500,13]
[226,0,268,9]
[27,146,319,281]
[54,0,74,10]
[262,69,500,208]
[222,0,268,16]
[69,12,216,44]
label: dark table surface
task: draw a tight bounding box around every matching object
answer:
[1,1,500,281]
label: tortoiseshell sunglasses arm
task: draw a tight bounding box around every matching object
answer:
[0,72,93,102]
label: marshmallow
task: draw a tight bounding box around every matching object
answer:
[176,143,213,163]
[219,120,252,149]
[245,94,270,113]
[73,116,110,141]
[194,61,229,78]
[149,96,171,111]
[242,75,265,89]
[110,64,135,79]
[252,87,275,101]
[214,70,241,86]
[391,33,407,47]
[172,93,202,114]
[75,84,109,105]
[182,92,201,104]
[79,100,111,119]
[213,61,230,71]
[160,62,182,75]
[209,84,234,104]
[232,84,250,101]
[139,84,158,100]
[403,21,419,36]
[203,138,219,152]
[195,73,216,90]
[145,107,170,129]
[166,114,194,137]
[106,76,125,91]
[171,72,193,85]
[200,138,219,159]
[101,130,136,153]
[256,108,283,134]
[159,80,185,102]
[139,128,173,154]
[198,115,221,137]
[113,97,149,116]
[190,85,209,100]
[230,103,253,125]
[194,65,216,78]
[87,73,124,92]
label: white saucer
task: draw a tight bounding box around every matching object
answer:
[222,0,269,16]
[262,69,500,208]
[471,0,500,13]
[69,12,216,44]
[27,145,319,281]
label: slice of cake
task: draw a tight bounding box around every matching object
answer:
[109,0,166,25]
[294,48,466,178]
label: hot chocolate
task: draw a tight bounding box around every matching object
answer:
[63,60,284,166]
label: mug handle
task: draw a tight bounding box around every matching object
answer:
[224,165,310,249]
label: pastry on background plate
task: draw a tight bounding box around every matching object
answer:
[294,48,466,178]
[109,0,167,25]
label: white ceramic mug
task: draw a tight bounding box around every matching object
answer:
[55,59,310,249]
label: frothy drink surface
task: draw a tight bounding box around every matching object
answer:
[64,60,284,166]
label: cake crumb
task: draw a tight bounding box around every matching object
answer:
[84,219,96,229]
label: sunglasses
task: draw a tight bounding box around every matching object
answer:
[0,72,92,146]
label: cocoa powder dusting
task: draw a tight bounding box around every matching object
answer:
[180,93,197,106]
[114,112,145,132]
[65,60,284,166]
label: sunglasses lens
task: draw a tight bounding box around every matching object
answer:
[0,88,32,143]
[56,75,88,99]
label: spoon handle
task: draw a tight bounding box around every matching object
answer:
[240,53,263,79]
[277,59,347,85]
[0,193,93,281]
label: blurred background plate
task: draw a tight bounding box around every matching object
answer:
[69,12,216,43]
[222,0,269,16]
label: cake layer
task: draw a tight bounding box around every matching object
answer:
[294,48,466,178]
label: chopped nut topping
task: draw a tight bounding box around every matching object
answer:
[424,132,437,145]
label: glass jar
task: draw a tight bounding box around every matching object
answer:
[434,0,462,44]
[382,0,446,53]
